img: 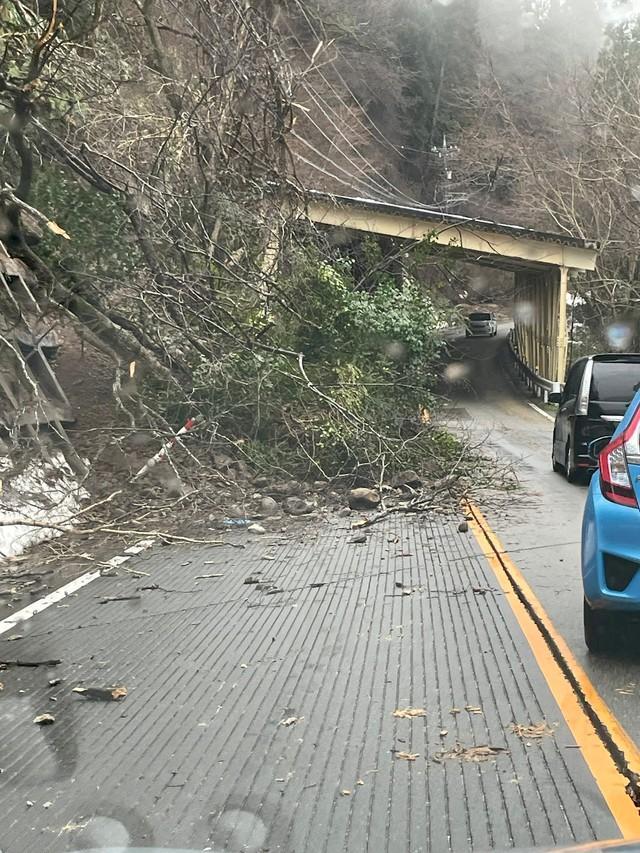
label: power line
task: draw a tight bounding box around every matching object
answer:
[289,0,413,165]
[297,80,422,205]
[282,16,412,202]
[291,149,392,197]
[291,130,404,200]
[284,2,430,206]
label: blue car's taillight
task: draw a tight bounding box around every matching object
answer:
[600,405,640,508]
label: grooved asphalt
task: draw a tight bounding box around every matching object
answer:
[0,512,621,852]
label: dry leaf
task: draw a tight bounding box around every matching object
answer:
[111,686,128,700]
[279,716,303,727]
[393,707,426,719]
[434,743,508,763]
[341,789,352,796]
[356,779,364,786]
[395,751,419,761]
[509,722,555,739]
[46,220,71,240]
[450,708,461,715]
[465,705,482,714]
[34,713,55,725]
[6,634,24,641]
[0,682,3,690]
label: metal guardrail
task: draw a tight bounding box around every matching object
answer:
[507,330,562,403]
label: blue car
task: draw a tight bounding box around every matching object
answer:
[582,387,640,651]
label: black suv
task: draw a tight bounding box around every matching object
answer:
[550,354,640,482]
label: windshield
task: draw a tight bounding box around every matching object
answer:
[3,1,640,852]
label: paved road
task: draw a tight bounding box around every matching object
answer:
[446,330,640,739]
[0,509,629,851]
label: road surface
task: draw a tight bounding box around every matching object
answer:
[446,330,640,739]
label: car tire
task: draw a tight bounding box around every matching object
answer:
[565,439,581,484]
[552,453,563,474]
[583,598,611,654]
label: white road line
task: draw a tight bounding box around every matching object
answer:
[0,538,155,636]
[528,401,555,423]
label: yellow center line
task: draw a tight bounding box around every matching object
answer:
[467,501,640,839]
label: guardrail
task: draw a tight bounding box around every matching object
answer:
[507,330,563,403]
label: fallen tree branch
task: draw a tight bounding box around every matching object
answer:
[352,475,463,529]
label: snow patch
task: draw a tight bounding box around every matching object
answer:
[0,452,88,561]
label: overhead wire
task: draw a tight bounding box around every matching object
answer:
[289,0,418,168]
[290,131,404,200]
[282,18,403,201]
[283,2,433,207]
[291,149,394,196]
[293,83,417,204]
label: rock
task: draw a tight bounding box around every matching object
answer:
[212,452,234,470]
[313,480,328,489]
[283,497,314,516]
[350,533,367,544]
[458,521,469,533]
[336,507,352,518]
[348,488,381,510]
[227,504,245,519]
[267,480,303,497]
[248,523,266,534]
[392,469,423,489]
[253,475,269,488]
[260,496,280,515]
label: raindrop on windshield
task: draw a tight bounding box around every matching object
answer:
[514,302,535,326]
[385,341,407,362]
[606,321,634,351]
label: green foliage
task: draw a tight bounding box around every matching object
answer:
[179,242,456,481]
[32,167,137,280]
